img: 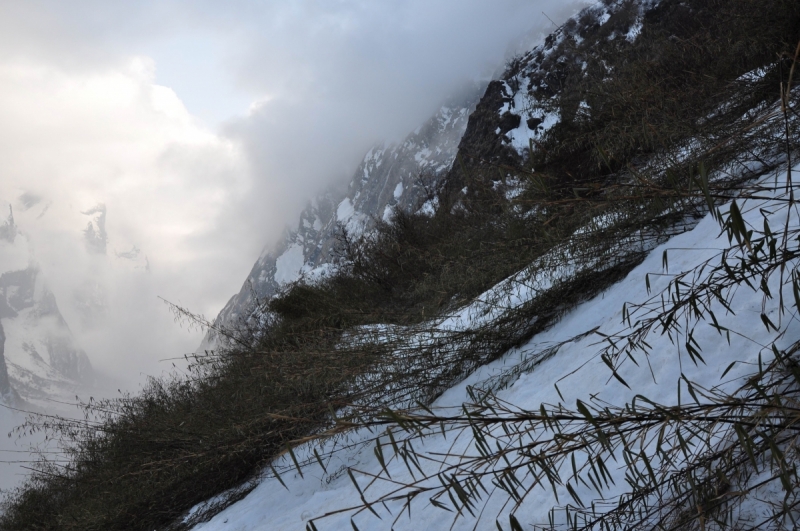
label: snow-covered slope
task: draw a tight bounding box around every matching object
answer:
[192,165,800,530]
[184,2,800,528]
[0,266,94,407]
[0,203,94,411]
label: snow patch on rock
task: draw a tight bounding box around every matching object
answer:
[336,198,355,223]
[273,244,306,286]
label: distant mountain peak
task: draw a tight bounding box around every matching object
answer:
[0,204,16,244]
[81,203,108,255]
[206,84,485,345]
[0,211,96,409]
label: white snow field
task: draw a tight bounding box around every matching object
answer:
[193,167,800,530]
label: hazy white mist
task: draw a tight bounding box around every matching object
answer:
[0,0,588,393]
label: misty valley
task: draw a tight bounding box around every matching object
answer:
[2,1,800,530]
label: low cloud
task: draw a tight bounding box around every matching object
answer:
[0,58,250,383]
[0,0,588,393]
[224,0,590,233]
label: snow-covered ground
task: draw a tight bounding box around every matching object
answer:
[192,167,800,530]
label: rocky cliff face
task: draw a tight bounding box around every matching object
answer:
[0,322,19,405]
[0,204,94,408]
[0,206,15,403]
[447,0,660,184]
[210,87,484,339]
[211,0,665,345]
[0,265,94,406]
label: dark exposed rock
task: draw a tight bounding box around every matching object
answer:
[527,117,543,130]
[81,204,107,255]
[0,205,16,244]
[445,0,659,191]
[17,192,42,211]
[0,322,11,399]
[0,322,21,405]
[452,81,523,173]
[0,268,36,312]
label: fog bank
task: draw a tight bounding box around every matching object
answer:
[0,0,588,393]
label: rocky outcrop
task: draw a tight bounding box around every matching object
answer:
[0,322,16,404]
[81,204,108,255]
[211,0,665,344]
[453,80,523,172]
[0,205,16,244]
[0,266,94,406]
[447,0,659,189]
[209,87,483,339]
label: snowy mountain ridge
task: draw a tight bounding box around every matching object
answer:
[209,88,483,343]
[208,0,666,346]
[0,205,94,410]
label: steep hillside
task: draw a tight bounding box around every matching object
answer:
[0,207,19,405]
[2,1,800,529]
[192,163,800,530]
[222,0,800,337]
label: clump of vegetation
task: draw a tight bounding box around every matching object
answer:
[1,1,799,530]
[465,0,800,191]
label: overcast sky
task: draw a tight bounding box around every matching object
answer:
[0,0,587,391]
